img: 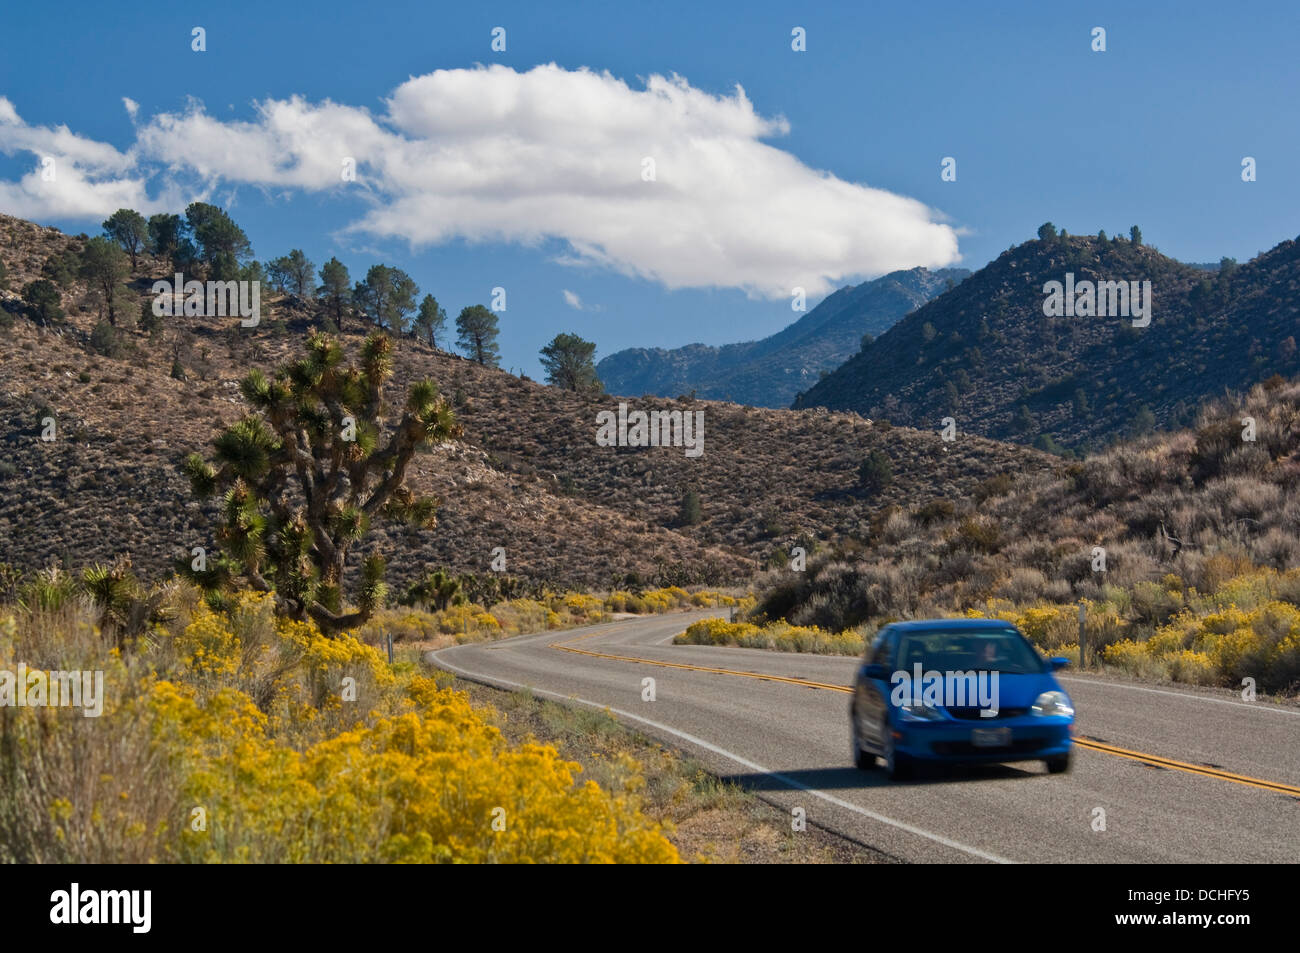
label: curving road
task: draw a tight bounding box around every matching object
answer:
[430,610,1300,863]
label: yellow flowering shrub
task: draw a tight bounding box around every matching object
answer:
[639,590,673,612]
[603,591,646,613]
[0,593,679,864]
[1099,596,1300,689]
[676,617,863,655]
[436,603,502,638]
[1015,606,1074,645]
[964,600,1125,651]
[679,617,760,644]
[1167,650,1216,685]
[364,587,750,647]
[561,593,605,619]
[174,607,241,679]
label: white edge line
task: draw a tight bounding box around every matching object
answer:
[430,647,1015,865]
[1057,676,1300,717]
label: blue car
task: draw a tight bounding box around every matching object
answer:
[850,619,1075,779]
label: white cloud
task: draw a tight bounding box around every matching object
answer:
[0,66,961,296]
[0,97,175,219]
[0,167,154,222]
[122,97,139,120]
[0,98,135,175]
[562,289,584,310]
[135,95,388,190]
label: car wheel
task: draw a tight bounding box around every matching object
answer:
[851,709,877,770]
[884,731,913,781]
[1045,754,1071,774]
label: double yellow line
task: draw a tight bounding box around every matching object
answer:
[1071,737,1300,796]
[552,629,1300,798]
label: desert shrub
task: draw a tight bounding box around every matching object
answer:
[1167,649,1217,685]
[1102,640,1170,681]
[559,592,606,620]
[638,587,693,612]
[963,602,1077,650]
[1256,528,1300,569]
[913,498,955,525]
[689,590,722,607]
[858,450,893,491]
[436,603,501,639]
[89,320,128,358]
[1191,418,1240,481]
[604,591,648,614]
[0,589,677,863]
[998,564,1050,603]
[880,509,916,544]
[1130,580,1183,626]
[490,598,553,633]
[1099,588,1300,692]
[974,472,1014,502]
[1276,571,1300,608]
[675,617,863,655]
[679,488,703,525]
[956,517,1002,554]
[1198,551,1258,593]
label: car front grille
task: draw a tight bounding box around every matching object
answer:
[931,737,1050,756]
[945,706,1029,720]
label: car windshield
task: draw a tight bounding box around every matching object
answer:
[894,628,1045,675]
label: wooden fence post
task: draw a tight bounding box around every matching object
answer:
[1078,602,1087,668]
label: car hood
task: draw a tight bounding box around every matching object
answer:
[980,672,1064,709]
[890,670,1065,710]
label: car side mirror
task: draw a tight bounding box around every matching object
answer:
[1049,656,1070,671]
[862,663,889,680]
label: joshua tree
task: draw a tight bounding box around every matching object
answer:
[183,331,462,634]
[403,568,465,611]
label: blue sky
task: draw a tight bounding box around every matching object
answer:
[2,0,1297,378]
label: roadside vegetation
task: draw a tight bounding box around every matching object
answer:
[0,315,754,862]
[364,583,748,646]
[691,378,1300,695]
[451,679,884,863]
[0,585,678,862]
[677,617,862,655]
[680,567,1300,693]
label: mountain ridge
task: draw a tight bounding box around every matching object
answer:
[597,266,970,407]
[795,231,1300,453]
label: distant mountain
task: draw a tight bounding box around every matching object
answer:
[794,232,1300,453]
[596,267,970,407]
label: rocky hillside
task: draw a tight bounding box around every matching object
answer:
[795,231,1300,454]
[597,267,968,408]
[754,373,1300,692]
[0,215,1045,593]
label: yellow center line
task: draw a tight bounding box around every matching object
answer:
[551,630,1300,798]
[1072,737,1300,797]
[555,639,850,691]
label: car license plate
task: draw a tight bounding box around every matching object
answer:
[971,727,1011,748]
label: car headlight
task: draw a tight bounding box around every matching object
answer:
[899,704,945,721]
[1032,691,1074,718]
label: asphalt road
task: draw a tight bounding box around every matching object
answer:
[431,610,1300,863]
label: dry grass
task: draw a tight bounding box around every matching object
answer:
[0,212,1051,595]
